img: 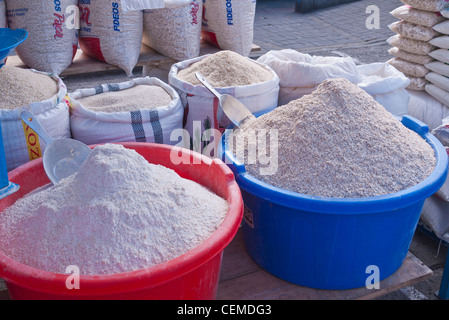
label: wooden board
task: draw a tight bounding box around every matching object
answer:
[6,42,262,77]
[217,229,433,300]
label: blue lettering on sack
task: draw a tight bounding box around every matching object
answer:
[54,0,62,12]
[112,2,120,31]
[226,0,233,25]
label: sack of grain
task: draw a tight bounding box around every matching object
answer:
[388,47,434,65]
[407,75,428,91]
[168,51,279,155]
[201,0,256,57]
[78,0,142,76]
[429,35,449,49]
[0,0,6,28]
[388,58,430,78]
[442,7,449,18]
[426,72,449,91]
[433,20,449,34]
[0,66,71,171]
[357,62,411,115]
[425,83,449,106]
[5,0,78,75]
[387,34,436,55]
[142,0,202,61]
[390,6,446,28]
[69,77,183,146]
[425,60,449,76]
[400,0,449,12]
[429,48,449,63]
[389,20,441,42]
[420,195,449,241]
[257,49,362,105]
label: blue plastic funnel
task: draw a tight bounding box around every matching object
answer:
[0,28,28,69]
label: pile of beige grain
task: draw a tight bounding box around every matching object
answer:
[177,50,273,87]
[233,78,436,198]
[77,85,172,113]
[0,66,58,109]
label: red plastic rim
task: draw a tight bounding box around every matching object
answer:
[0,142,243,297]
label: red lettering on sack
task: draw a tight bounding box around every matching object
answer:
[53,13,65,39]
[80,7,92,26]
[190,1,199,25]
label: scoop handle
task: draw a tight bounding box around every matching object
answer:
[20,110,54,145]
[195,72,222,100]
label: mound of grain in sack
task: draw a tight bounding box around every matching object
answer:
[233,78,436,198]
[76,85,172,113]
[177,50,273,87]
[0,144,228,275]
[0,66,58,109]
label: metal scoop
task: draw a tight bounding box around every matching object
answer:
[195,72,255,128]
[20,111,91,185]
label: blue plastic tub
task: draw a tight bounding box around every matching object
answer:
[0,28,28,69]
[221,115,448,290]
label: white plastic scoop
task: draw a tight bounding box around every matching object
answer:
[20,111,91,185]
[195,72,255,128]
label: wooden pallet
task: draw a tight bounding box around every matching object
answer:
[217,229,433,300]
[6,42,262,78]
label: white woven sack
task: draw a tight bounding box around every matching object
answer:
[425,83,449,106]
[425,61,449,77]
[0,0,6,28]
[168,55,280,155]
[357,62,411,116]
[429,35,449,49]
[408,89,449,131]
[420,195,449,242]
[257,49,362,105]
[433,20,449,34]
[69,77,183,146]
[202,0,256,57]
[5,0,78,75]
[0,70,70,171]
[142,0,202,61]
[429,48,449,63]
[426,72,449,91]
[79,0,142,76]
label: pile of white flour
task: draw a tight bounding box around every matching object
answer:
[234,78,437,198]
[0,144,228,275]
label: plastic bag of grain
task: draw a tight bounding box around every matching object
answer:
[389,20,441,42]
[388,58,430,78]
[429,35,449,49]
[357,62,411,116]
[0,0,6,28]
[429,48,449,63]
[426,72,449,91]
[201,0,256,57]
[433,20,449,34]
[390,6,446,28]
[257,49,362,105]
[5,0,78,75]
[168,51,279,155]
[69,77,183,146]
[0,66,71,171]
[425,83,449,106]
[407,75,428,91]
[388,47,434,65]
[142,0,202,61]
[400,0,449,12]
[78,0,142,76]
[387,34,436,55]
[442,7,449,18]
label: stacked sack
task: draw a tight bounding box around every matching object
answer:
[0,0,6,28]
[425,6,449,107]
[387,1,449,91]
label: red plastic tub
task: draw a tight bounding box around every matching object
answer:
[0,142,243,300]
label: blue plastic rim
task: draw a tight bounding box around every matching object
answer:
[221,115,449,290]
[0,28,28,69]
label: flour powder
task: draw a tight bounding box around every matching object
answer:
[233,78,436,198]
[0,144,228,275]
